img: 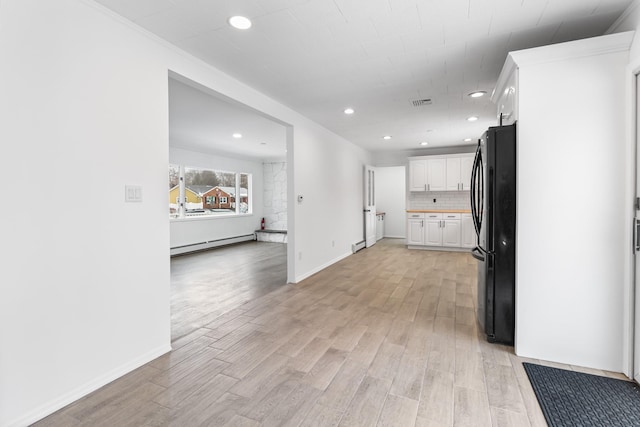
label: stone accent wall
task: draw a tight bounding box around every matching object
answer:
[263,162,287,230]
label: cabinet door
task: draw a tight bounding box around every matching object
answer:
[409,160,427,191]
[461,215,476,248]
[442,220,461,247]
[407,218,424,245]
[425,220,443,246]
[446,157,461,191]
[460,155,475,191]
[427,158,446,191]
[376,215,383,240]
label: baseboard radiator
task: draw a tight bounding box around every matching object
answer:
[352,240,366,254]
[171,234,255,256]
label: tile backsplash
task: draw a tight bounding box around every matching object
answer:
[409,191,471,210]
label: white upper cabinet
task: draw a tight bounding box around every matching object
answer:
[409,159,428,192]
[445,157,461,191]
[426,158,446,191]
[460,155,474,191]
[410,155,471,192]
[445,154,475,191]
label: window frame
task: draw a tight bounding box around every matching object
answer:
[169,164,253,221]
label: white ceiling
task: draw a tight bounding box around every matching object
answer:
[169,77,287,161]
[97,0,634,153]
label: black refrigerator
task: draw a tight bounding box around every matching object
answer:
[470,122,516,345]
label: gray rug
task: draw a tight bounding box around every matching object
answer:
[523,362,640,426]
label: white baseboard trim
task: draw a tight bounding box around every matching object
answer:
[383,235,406,239]
[170,234,255,256]
[407,245,472,253]
[10,344,171,427]
[294,251,351,283]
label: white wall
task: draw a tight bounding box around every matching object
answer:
[169,147,264,248]
[511,34,631,372]
[374,167,406,238]
[0,1,371,425]
[292,125,371,281]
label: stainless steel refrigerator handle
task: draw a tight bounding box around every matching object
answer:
[635,218,640,252]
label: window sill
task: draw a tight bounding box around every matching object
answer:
[170,213,254,222]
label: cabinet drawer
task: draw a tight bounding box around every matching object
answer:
[443,213,461,220]
[407,213,424,219]
[425,213,442,219]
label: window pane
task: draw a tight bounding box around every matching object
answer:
[240,173,251,214]
[169,164,180,218]
[183,167,236,217]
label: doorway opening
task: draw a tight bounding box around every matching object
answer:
[167,72,292,342]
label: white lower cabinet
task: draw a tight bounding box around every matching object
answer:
[407,213,425,245]
[425,214,443,246]
[461,214,476,248]
[442,214,461,247]
[407,212,469,250]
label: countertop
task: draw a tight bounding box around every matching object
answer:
[406,209,471,213]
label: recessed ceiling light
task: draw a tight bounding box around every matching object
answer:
[467,116,478,122]
[232,133,242,138]
[420,142,429,146]
[344,108,354,115]
[260,142,267,145]
[464,138,472,142]
[383,135,392,140]
[228,16,252,30]
[468,91,487,98]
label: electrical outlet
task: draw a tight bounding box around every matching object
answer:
[298,252,302,260]
[332,240,335,247]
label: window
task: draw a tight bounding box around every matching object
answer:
[169,165,252,218]
[169,164,180,218]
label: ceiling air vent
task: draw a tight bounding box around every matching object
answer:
[411,98,432,107]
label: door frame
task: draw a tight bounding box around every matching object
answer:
[624,62,640,381]
[364,165,377,248]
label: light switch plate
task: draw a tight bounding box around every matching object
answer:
[125,185,143,202]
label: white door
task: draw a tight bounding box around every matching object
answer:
[364,165,377,248]
[635,74,640,382]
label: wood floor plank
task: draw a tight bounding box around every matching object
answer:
[377,394,419,427]
[288,337,335,373]
[348,331,386,366]
[261,382,323,427]
[367,340,405,381]
[228,353,290,398]
[339,375,392,426]
[417,369,454,425]
[316,359,368,412]
[303,347,348,390]
[453,386,492,427]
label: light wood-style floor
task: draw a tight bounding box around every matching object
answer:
[35,239,626,426]
[170,241,287,341]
